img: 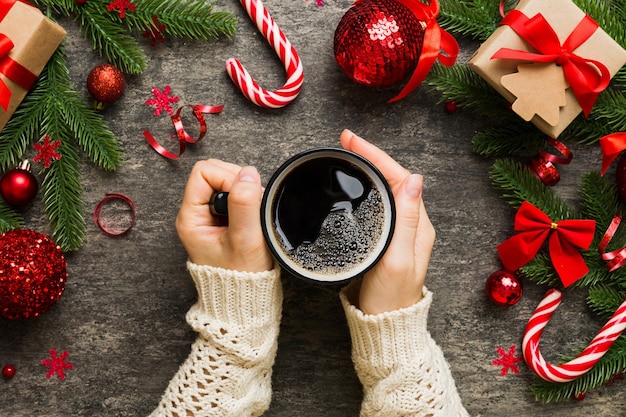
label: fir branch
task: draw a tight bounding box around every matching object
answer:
[580,172,623,231]
[0,201,24,232]
[489,159,574,220]
[530,336,626,403]
[128,0,237,40]
[587,284,626,318]
[472,124,546,158]
[40,137,85,252]
[437,0,503,41]
[519,254,560,287]
[77,2,147,74]
[32,0,75,15]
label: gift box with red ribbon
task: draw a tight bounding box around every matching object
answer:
[468,0,626,138]
[0,1,66,131]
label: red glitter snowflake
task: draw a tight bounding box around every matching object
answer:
[41,349,74,380]
[145,86,179,116]
[107,0,137,18]
[143,15,166,46]
[33,135,62,168]
[492,345,522,376]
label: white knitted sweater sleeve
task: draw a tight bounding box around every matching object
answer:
[150,261,283,417]
[339,280,469,417]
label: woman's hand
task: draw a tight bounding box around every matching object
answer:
[340,130,436,314]
[175,159,273,273]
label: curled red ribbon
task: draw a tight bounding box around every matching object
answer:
[143,104,224,159]
[497,201,596,287]
[529,137,573,186]
[389,0,459,103]
[94,193,136,237]
[491,10,610,117]
[598,215,626,272]
[599,133,626,175]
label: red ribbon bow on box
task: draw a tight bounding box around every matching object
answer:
[0,0,38,111]
[491,9,610,117]
[497,201,596,287]
[389,0,459,103]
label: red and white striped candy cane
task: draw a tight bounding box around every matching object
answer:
[522,289,626,383]
[225,0,304,108]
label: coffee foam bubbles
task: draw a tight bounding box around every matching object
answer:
[275,188,385,276]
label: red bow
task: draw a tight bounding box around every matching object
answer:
[389,0,459,103]
[497,201,596,287]
[491,10,610,117]
[0,0,38,111]
[599,133,626,175]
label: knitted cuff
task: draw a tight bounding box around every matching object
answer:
[339,280,433,369]
[186,261,282,328]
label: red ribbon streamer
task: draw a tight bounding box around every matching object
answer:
[529,137,573,186]
[0,0,39,111]
[389,0,459,103]
[598,215,626,272]
[94,193,136,237]
[491,9,610,117]
[599,133,626,175]
[143,104,224,159]
[497,201,596,287]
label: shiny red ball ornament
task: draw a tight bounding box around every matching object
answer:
[615,153,626,201]
[86,64,126,110]
[485,270,523,306]
[2,364,16,379]
[444,100,458,113]
[0,229,68,320]
[0,160,39,208]
[334,0,425,89]
[530,156,560,186]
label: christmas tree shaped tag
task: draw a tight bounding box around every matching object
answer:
[501,63,568,127]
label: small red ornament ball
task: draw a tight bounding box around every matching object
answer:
[2,364,16,379]
[485,270,523,306]
[334,0,425,89]
[444,100,458,113]
[86,64,126,109]
[0,229,68,320]
[616,153,626,201]
[0,160,39,208]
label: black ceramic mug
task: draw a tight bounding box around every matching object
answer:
[210,148,396,283]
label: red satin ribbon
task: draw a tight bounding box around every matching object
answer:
[143,104,224,159]
[598,215,626,272]
[529,137,573,186]
[492,10,610,117]
[497,201,596,287]
[389,0,459,103]
[599,133,626,175]
[0,0,38,111]
[94,193,136,237]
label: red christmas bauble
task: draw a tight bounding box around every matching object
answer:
[334,0,425,89]
[616,152,626,201]
[0,229,68,320]
[530,156,560,187]
[485,270,523,306]
[86,64,126,109]
[2,364,16,379]
[0,160,39,208]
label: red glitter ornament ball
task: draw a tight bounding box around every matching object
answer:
[0,229,68,320]
[86,64,126,109]
[616,153,626,201]
[485,270,523,306]
[334,0,425,89]
[0,160,39,208]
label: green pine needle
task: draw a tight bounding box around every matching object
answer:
[472,124,546,158]
[0,201,24,232]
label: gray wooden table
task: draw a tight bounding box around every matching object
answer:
[1,1,624,416]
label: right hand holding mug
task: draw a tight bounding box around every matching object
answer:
[339,130,436,315]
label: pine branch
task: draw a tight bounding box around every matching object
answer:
[128,0,237,40]
[587,284,626,318]
[77,2,147,74]
[472,124,546,158]
[437,0,503,41]
[0,201,24,232]
[580,172,623,232]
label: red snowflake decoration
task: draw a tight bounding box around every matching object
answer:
[41,349,74,380]
[145,86,180,116]
[33,135,62,168]
[492,345,522,376]
[107,0,136,18]
[143,15,166,46]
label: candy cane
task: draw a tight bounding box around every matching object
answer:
[225,0,304,108]
[522,289,626,383]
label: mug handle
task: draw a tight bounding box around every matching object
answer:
[209,192,229,216]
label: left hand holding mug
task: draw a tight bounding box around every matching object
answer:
[175,159,273,273]
[340,130,436,314]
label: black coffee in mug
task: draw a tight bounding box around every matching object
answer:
[210,148,395,283]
